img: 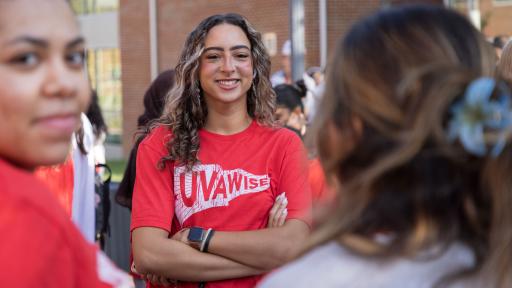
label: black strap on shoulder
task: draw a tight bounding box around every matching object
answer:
[95,163,112,249]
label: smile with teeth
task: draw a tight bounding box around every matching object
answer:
[216,79,240,89]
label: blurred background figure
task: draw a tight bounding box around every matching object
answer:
[271,40,293,86]
[260,4,512,288]
[85,90,112,249]
[492,34,510,59]
[72,113,97,243]
[87,90,109,168]
[497,40,512,83]
[274,82,332,226]
[35,113,97,243]
[302,66,325,124]
[274,83,307,138]
[116,69,175,210]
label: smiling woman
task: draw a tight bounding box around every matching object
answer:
[199,24,254,109]
[161,13,276,169]
[130,13,312,288]
[0,0,131,287]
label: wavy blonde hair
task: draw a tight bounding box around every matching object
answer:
[157,13,275,169]
[310,5,511,287]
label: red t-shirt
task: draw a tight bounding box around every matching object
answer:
[131,121,312,288]
[308,158,335,203]
[0,158,121,288]
[34,154,74,215]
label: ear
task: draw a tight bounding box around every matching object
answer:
[253,70,257,79]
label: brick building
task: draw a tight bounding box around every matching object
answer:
[119,0,381,153]
[118,0,511,154]
[449,0,512,36]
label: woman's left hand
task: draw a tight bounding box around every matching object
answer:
[267,193,288,228]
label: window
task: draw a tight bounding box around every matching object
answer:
[87,49,122,136]
[70,0,119,15]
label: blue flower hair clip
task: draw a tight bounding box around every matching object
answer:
[447,77,512,157]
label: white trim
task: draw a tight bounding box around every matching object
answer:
[319,0,327,69]
[200,228,213,252]
[149,0,159,80]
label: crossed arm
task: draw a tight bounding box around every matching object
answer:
[205,219,309,269]
[132,227,262,282]
[132,198,310,283]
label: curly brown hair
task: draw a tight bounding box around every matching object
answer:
[158,13,275,169]
[309,5,511,287]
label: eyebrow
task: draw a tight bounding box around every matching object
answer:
[66,37,85,49]
[204,45,250,53]
[4,36,85,49]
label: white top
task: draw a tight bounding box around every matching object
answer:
[271,70,287,87]
[71,113,96,243]
[93,130,107,166]
[259,241,476,288]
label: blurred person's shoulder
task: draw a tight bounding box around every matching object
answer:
[259,241,475,288]
[0,158,92,249]
[0,158,108,287]
[0,157,68,222]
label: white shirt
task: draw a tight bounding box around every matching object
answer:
[71,113,96,242]
[259,241,476,288]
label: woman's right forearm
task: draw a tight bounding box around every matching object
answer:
[132,227,263,282]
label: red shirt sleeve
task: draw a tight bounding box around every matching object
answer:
[131,127,175,233]
[276,132,313,227]
[34,155,74,215]
[1,201,110,288]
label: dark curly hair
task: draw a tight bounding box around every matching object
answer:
[159,13,275,169]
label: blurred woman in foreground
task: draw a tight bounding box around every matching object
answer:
[260,5,512,288]
[0,0,131,286]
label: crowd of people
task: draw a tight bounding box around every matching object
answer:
[1,1,511,288]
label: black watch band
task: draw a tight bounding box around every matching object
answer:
[187,227,215,252]
[201,229,215,253]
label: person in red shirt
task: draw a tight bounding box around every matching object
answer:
[34,154,75,215]
[0,1,132,287]
[131,13,312,287]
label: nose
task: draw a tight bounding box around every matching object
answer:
[42,56,78,98]
[220,55,235,74]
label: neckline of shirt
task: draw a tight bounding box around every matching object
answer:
[199,120,258,142]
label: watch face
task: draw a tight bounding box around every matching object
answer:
[188,227,204,242]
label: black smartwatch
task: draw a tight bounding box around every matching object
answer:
[187,227,215,252]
